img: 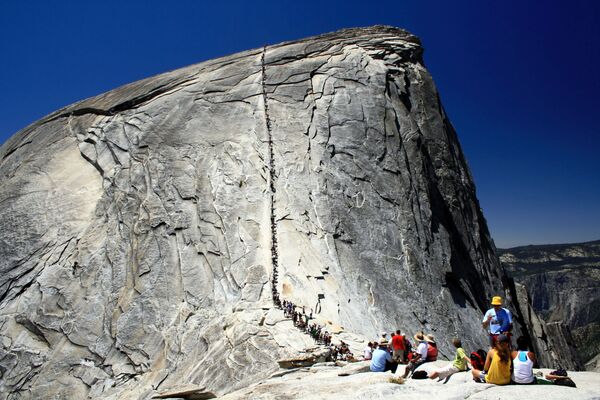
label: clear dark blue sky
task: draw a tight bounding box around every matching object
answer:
[1,1,598,248]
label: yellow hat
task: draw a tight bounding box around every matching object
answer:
[491,296,503,306]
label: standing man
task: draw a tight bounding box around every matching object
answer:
[482,296,513,347]
[391,330,406,363]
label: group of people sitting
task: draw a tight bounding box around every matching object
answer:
[471,334,538,385]
[365,331,441,377]
[274,286,553,387]
[367,330,538,385]
[331,341,354,362]
[366,296,543,386]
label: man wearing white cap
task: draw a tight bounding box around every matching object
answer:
[482,296,513,347]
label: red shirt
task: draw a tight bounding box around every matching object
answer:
[391,334,405,351]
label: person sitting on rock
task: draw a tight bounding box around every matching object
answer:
[402,332,429,378]
[471,333,511,385]
[511,336,537,384]
[331,345,339,361]
[426,334,438,361]
[429,338,470,381]
[338,342,352,361]
[364,342,374,360]
[370,339,398,373]
[482,296,513,348]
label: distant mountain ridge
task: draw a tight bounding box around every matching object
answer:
[499,240,600,371]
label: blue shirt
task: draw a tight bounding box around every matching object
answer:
[483,307,512,334]
[370,348,392,372]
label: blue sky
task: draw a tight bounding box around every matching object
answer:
[1,1,598,248]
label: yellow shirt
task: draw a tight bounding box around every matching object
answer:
[485,350,511,385]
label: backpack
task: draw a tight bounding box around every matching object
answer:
[470,349,487,370]
[550,368,576,388]
[412,370,428,379]
[554,377,576,388]
[550,368,567,377]
[426,343,438,361]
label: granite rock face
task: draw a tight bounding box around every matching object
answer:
[512,282,581,370]
[1,26,517,398]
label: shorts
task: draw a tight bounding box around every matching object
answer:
[407,359,425,373]
[479,371,487,382]
[393,348,405,361]
[435,364,460,379]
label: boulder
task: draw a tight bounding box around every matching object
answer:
[153,385,216,399]
[278,348,332,369]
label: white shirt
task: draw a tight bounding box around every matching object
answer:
[512,351,534,383]
[364,347,372,360]
[416,341,427,360]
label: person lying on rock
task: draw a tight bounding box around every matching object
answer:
[370,339,398,373]
[402,332,429,378]
[429,338,470,381]
[511,336,537,384]
[471,333,511,385]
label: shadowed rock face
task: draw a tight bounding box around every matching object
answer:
[0,26,510,398]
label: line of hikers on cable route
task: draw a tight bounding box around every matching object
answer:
[273,288,576,387]
[273,289,355,360]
